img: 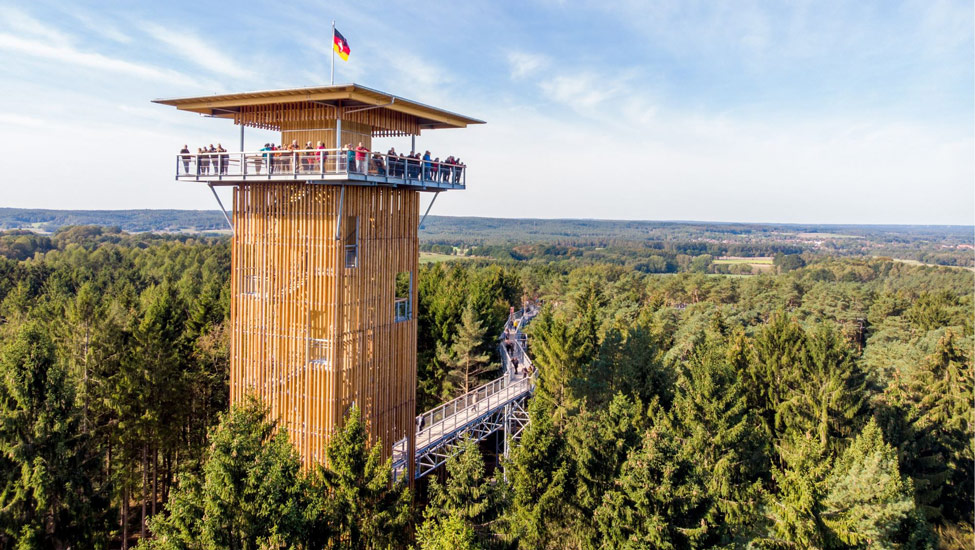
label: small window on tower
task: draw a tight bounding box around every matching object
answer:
[344,215,358,268]
[394,271,412,322]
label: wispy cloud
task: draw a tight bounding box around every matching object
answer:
[1,7,72,44]
[0,33,202,87]
[507,51,549,79]
[141,23,254,80]
[0,112,49,129]
[67,10,132,43]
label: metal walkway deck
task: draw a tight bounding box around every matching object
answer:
[393,306,539,480]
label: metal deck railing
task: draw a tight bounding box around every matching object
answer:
[174,148,466,191]
[394,305,539,480]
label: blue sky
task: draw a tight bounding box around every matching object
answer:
[0,0,971,224]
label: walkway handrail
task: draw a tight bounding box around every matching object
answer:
[405,303,540,479]
[174,148,467,185]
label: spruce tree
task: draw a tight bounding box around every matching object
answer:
[422,436,498,547]
[0,321,101,547]
[416,512,480,550]
[529,309,587,424]
[669,337,765,545]
[758,432,834,549]
[748,312,808,442]
[776,323,867,454]
[143,396,309,550]
[320,405,411,550]
[593,409,708,549]
[505,399,576,549]
[566,392,646,547]
[438,301,493,397]
[822,420,928,549]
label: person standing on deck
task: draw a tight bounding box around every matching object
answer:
[217,143,228,174]
[179,145,190,174]
[452,157,462,183]
[422,151,432,180]
[210,144,218,174]
[316,141,327,173]
[442,156,454,182]
[344,144,354,173]
[286,140,300,173]
[302,141,314,172]
[260,143,272,174]
[198,147,209,175]
[355,142,369,174]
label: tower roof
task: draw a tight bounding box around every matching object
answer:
[152,83,484,131]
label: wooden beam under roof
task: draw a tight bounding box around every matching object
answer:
[152,83,484,130]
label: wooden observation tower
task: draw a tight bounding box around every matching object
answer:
[154,84,483,478]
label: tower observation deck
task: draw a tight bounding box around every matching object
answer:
[154,84,483,480]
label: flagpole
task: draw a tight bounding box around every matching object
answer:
[330,20,335,85]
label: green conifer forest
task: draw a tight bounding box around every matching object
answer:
[0,225,970,549]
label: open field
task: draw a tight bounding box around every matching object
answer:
[713,256,773,265]
[714,256,774,272]
[419,251,479,264]
[887,257,975,272]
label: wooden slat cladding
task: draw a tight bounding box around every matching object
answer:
[280,120,373,151]
[235,103,420,136]
[230,183,419,476]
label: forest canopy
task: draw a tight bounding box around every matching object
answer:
[0,224,970,549]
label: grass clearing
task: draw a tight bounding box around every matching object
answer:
[420,251,484,264]
[713,256,773,265]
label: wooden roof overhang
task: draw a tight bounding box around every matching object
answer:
[153,83,484,137]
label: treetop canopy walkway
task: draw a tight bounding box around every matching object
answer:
[394,305,539,480]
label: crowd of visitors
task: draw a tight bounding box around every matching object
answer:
[179,141,465,183]
[180,144,229,175]
[381,147,465,183]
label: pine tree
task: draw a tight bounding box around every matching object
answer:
[438,302,493,397]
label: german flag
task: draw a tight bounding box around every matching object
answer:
[333,29,350,61]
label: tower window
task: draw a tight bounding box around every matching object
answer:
[394,271,412,322]
[344,215,358,268]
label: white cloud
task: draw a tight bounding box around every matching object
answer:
[68,11,132,43]
[507,51,549,79]
[141,23,254,80]
[0,112,48,128]
[539,73,617,109]
[0,33,201,87]
[1,7,72,44]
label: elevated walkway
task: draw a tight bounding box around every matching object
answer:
[393,305,539,480]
